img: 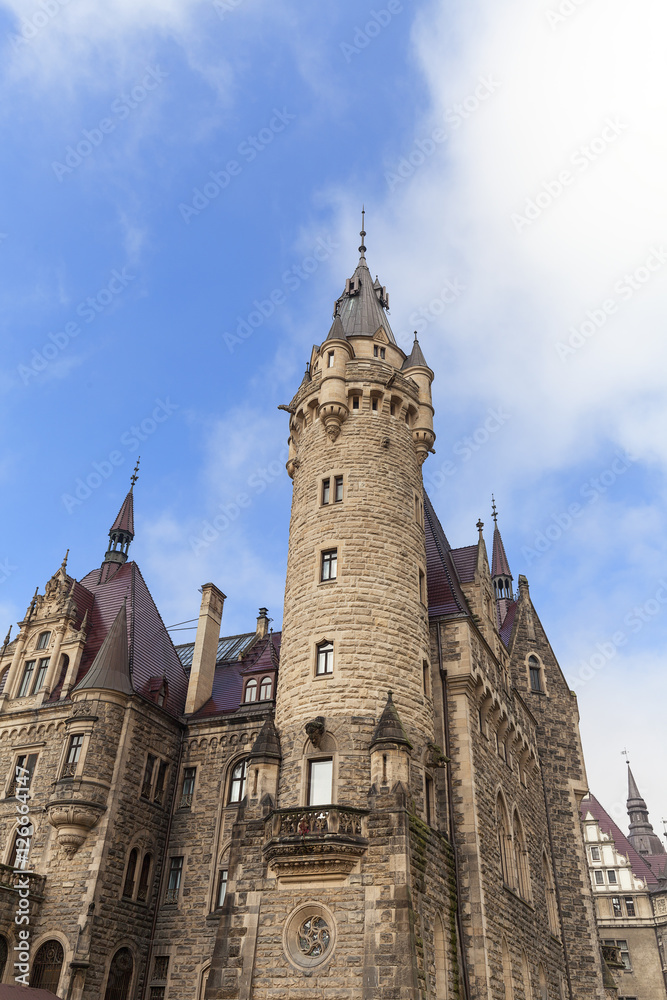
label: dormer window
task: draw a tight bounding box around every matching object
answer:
[36,632,51,650]
[344,276,360,296]
[259,676,273,701]
[244,679,258,703]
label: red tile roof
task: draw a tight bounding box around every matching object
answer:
[110,488,135,535]
[450,545,477,583]
[67,561,189,716]
[499,599,518,647]
[491,525,512,578]
[424,494,470,619]
[581,793,660,887]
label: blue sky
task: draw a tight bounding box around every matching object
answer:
[1,0,666,842]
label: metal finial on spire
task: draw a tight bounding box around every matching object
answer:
[622,748,630,765]
[491,495,498,525]
[359,206,366,258]
[130,457,140,489]
[61,548,69,573]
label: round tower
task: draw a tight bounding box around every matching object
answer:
[275,220,436,811]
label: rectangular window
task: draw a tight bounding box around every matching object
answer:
[373,345,379,357]
[34,658,50,692]
[371,397,378,411]
[425,775,434,826]
[322,478,330,505]
[590,847,601,860]
[422,661,430,696]
[380,347,386,359]
[153,760,168,806]
[612,896,622,918]
[419,569,426,604]
[529,666,542,693]
[316,641,333,675]
[327,351,334,368]
[308,758,333,806]
[149,988,165,1000]
[152,956,169,980]
[62,734,84,777]
[8,752,38,797]
[334,475,343,502]
[624,896,635,917]
[165,856,183,904]
[217,868,228,908]
[17,661,35,698]
[352,396,360,410]
[36,632,51,650]
[180,767,196,809]
[607,869,617,884]
[141,754,156,799]
[594,870,604,885]
[321,549,337,581]
[617,940,631,970]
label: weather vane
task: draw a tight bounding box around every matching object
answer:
[491,494,498,524]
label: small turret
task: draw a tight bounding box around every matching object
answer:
[401,332,435,464]
[103,459,139,569]
[626,764,665,856]
[491,497,514,627]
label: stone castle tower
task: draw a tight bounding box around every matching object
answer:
[0,225,616,1000]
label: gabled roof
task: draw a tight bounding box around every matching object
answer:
[73,602,132,696]
[192,632,282,718]
[424,493,470,618]
[581,793,660,887]
[333,257,396,344]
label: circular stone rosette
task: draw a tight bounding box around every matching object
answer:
[283,901,337,971]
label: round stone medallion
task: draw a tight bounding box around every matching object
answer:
[283,902,336,971]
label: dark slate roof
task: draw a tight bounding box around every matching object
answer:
[250,716,282,759]
[499,599,518,647]
[450,546,477,583]
[72,561,189,716]
[371,691,412,748]
[333,257,396,343]
[424,493,470,618]
[74,602,133,696]
[491,525,512,578]
[110,488,135,535]
[325,316,346,341]
[401,335,428,370]
[581,794,660,888]
[192,632,282,718]
[175,633,256,670]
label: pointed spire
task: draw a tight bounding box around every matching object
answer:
[103,460,139,569]
[401,332,429,370]
[358,205,366,261]
[61,549,69,574]
[626,763,665,856]
[371,691,413,749]
[74,601,133,696]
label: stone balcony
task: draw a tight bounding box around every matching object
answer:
[263,805,368,881]
[46,776,108,858]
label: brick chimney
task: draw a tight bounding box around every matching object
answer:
[185,583,226,715]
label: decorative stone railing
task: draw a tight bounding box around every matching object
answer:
[263,805,368,880]
[0,863,46,899]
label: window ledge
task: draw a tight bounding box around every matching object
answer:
[502,884,534,911]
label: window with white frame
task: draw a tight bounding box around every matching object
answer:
[316,641,333,675]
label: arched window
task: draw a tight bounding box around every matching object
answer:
[512,812,531,900]
[104,947,134,1000]
[543,852,559,936]
[521,951,532,999]
[122,848,138,898]
[199,966,210,999]
[433,915,448,998]
[0,668,9,695]
[501,937,514,999]
[243,679,258,703]
[30,940,64,992]
[538,963,548,1000]
[36,631,51,650]
[497,795,512,886]
[137,853,152,902]
[229,760,248,803]
[529,655,543,693]
[0,934,7,980]
[259,676,272,701]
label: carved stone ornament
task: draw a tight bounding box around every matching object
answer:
[46,800,105,858]
[304,716,325,748]
[263,805,368,880]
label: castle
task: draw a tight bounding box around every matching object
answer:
[0,225,650,999]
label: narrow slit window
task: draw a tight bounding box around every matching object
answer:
[327,351,334,368]
[153,761,168,806]
[180,767,196,808]
[322,478,330,505]
[165,856,183,904]
[17,661,35,698]
[141,754,156,799]
[62,734,84,777]
[217,868,229,908]
[352,396,360,410]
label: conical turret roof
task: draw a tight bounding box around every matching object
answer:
[110,488,135,536]
[332,212,396,344]
[371,691,413,749]
[491,498,512,579]
[73,602,133,696]
[249,716,282,760]
[401,333,428,370]
[626,765,665,856]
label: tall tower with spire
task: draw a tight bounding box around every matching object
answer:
[626,764,666,857]
[100,459,139,582]
[491,496,514,627]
